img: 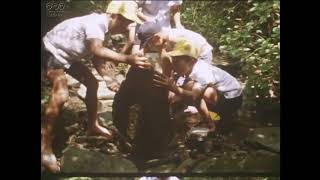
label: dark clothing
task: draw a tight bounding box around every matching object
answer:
[112,67,172,160]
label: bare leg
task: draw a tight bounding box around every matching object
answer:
[199,98,211,120]
[66,62,113,138]
[200,87,218,116]
[41,69,69,173]
[199,87,219,131]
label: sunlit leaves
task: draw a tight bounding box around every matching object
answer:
[181,0,280,107]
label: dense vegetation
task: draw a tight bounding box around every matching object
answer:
[180,0,280,109]
[42,0,280,112]
[41,1,280,178]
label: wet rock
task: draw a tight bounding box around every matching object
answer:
[75,136,112,144]
[187,127,210,142]
[173,158,197,173]
[191,152,280,174]
[98,100,114,113]
[182,178,224,180]
[254,149,279,157]
[115,74,125,84]
[65,123,80,134]
[168,134,186,149]
[64,96,86,112]
[243,152,280,172]
[136,177,180,180]
[203,140,214,154]
[60,146,138,173]
[66,74,80,87]
[58,177,130,180]
[77,82,115,100]
[98,111,113,127]
[245,127,280,153]
[144,163,177,173]
[191,156,218,173]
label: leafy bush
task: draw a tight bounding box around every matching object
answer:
[181,0,280,109]
[42,0,280,110]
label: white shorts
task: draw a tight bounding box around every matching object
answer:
[42,36,72,69]
[45,52,67,70]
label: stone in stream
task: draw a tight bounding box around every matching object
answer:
[173,158,197,173]
[58,176,130,180]
[65,74,80,87]
[144,163,178,173]
[77,82,115,100]
[98,111,113,127]
[115,74,125,84]
[98,100,114,113]
[244,127,280,153]
[60,146,138,173]
[191,151,280,174]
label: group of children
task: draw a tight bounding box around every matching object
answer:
[41,0,243,173]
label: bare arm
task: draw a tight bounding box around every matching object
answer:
[171,81,202,101]
[171,5,184,29]
[88,38,150,69]
[153,72,202,100]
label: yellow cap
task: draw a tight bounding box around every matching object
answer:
[166,38,201,59]
[106,1,143,24]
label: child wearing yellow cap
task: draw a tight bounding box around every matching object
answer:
[41,1,151,173]
[92,1,143,92]
[134,21,214,82]
[153,39,243,133]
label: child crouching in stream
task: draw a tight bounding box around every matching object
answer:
[152,39,243,134]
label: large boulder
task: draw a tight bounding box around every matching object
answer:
[60,147,138,173]
[191,151,280,174]
[65,74,80,87]
[77,82,115,100]
[244,127,280,153]
[144,163,177,173]
[98,100,114,113]
[98,111,113,127]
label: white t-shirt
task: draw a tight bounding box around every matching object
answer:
[165,28,213,57]
[43,13,109,69]
[137,0,183,28]
[189,60,243,99]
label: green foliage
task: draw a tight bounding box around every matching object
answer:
[62,0,111,19]
[181,0,280,108]
[44,0,280,109]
